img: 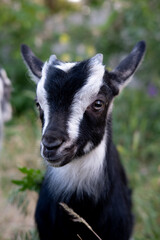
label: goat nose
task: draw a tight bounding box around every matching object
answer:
[42,135,64,150]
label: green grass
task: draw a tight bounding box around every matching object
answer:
[0,87,160,239]
[113,88,160,240]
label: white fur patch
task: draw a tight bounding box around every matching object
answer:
[55,62,77,72]
[83,141,93,154]
[40,142,45,159]
[47,133,107,201]
[36,62,50,134]
[67,62,105,140]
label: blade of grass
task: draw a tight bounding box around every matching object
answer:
[77,234,83,240]
[59,202,102,240]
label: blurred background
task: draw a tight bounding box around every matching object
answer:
[0,0,160,239]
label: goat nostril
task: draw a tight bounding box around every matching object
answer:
[42,137,63,150]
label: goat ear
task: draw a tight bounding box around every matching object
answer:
[21,44,44,84]
[110,41,146,93]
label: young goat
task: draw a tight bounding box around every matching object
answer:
[0,68,12,151]
[21,41,146,240]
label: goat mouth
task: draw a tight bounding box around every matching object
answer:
[45,156,73,167]
[42,145,77,167]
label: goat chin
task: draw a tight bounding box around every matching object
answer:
[41,142,77,167]
[44,155,74,168]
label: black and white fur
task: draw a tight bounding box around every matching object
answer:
[21,41,146,240]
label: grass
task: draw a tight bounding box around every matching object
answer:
[0,112,42,240]
[0,87,160,239]
[113,88,160,240]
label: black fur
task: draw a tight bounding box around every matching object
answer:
[44,60,90,111]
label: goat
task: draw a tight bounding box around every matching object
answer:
[0,68,12,151]
[21,41,146,240]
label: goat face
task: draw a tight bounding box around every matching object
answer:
[21,41,146,167]
[36,56,109,167]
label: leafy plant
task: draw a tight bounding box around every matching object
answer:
[12,167,44,192]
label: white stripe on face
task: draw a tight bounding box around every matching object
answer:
[36,60,77,135]
[67,62,105,140]
[36,62,50,134]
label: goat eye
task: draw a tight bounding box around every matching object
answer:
[36,102,39,107]
[35,101,43,114]
[35,101,44,123]
[35,101,40,109]
[92,100,104,111]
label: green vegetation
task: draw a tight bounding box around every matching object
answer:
[0,0,160,239]
[12,167,44,192]
[113,89,160,240]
